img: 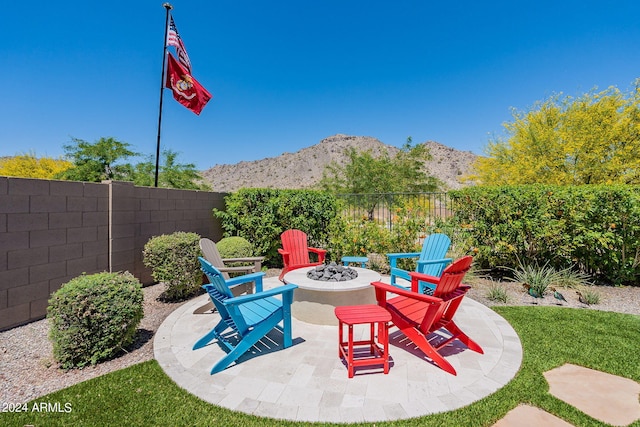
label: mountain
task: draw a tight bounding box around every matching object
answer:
[200,134,478,192]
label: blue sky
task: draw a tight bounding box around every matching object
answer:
[3,1,640,171]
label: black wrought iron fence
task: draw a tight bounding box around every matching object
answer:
[336,192,452,229]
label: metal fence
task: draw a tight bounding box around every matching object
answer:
[336,192,452,229]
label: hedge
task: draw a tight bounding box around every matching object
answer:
[449,185,640,285]
[214,188,339,266]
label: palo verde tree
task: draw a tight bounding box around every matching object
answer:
[56,137,138,182]
[320,138,441,219]
[0,153,72,178]
[473,81,640,185]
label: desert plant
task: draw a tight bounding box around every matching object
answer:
[486,280,509,303]
[474,84,640,186]
[47,271,143,369]
[507,260,562,298]
[143,231,202,300]
[555,267,592,288]
[577,287,601,305]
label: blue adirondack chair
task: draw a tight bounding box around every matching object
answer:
[387,233,452,294]
[194,257,298,374]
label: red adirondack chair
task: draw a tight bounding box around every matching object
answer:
[370,255,483,375]
[278,229,326,280]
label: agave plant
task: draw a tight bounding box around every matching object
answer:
[507,260,562,298]
[555,267,592,288]
[576,287,601,305]
[485,279,509,303]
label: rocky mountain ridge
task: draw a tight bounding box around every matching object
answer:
[200,134,478,192]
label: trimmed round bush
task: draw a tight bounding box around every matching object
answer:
[47,271,143,369]
[143,231,201,300]
[216,236,254,258]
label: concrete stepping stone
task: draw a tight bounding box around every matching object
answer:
[543,363,640,426]
[492,404,573,427]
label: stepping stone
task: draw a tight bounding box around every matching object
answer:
[492,404,573,427]
[543,363,640,426]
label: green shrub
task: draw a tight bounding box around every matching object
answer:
[216,236,254,258]
[449,185,640,285]
[216,236,256,273]
[328,216,393,262]
[214,189,339,266]
[327,203,457,271]
[143,231,201,300]
[47,271,143,369]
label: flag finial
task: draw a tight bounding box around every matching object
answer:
[163,3,172,10]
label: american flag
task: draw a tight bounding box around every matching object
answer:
[167,15,192,73]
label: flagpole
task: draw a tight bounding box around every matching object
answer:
[155,3,172,187]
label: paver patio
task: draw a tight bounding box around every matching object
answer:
[155,276,522,423]
[154,276,640,425]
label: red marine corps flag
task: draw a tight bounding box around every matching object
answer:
[165,52,212,115]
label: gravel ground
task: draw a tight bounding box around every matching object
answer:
[0,283,183,406]
[465,278,640,316]
[1,271,638,406]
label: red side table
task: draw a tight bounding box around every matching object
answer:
[334,304,391,378]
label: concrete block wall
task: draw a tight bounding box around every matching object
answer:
[108,181,226,284]
[0,178,226,331]
[0,177,109,331]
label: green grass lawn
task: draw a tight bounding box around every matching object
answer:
[3,306,639,427]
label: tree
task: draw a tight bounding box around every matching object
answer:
[0,153,72,178]
[320,138,441,218]
[473,82,640,185]
[131,150,211,190]
[56,137,138,182]
[56,137,209,189]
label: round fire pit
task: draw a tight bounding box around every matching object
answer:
[283,266,380,325]
[306,262,358,282]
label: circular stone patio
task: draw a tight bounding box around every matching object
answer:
[154,276,522,423]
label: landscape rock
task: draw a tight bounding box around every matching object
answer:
[307,262,359,282]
